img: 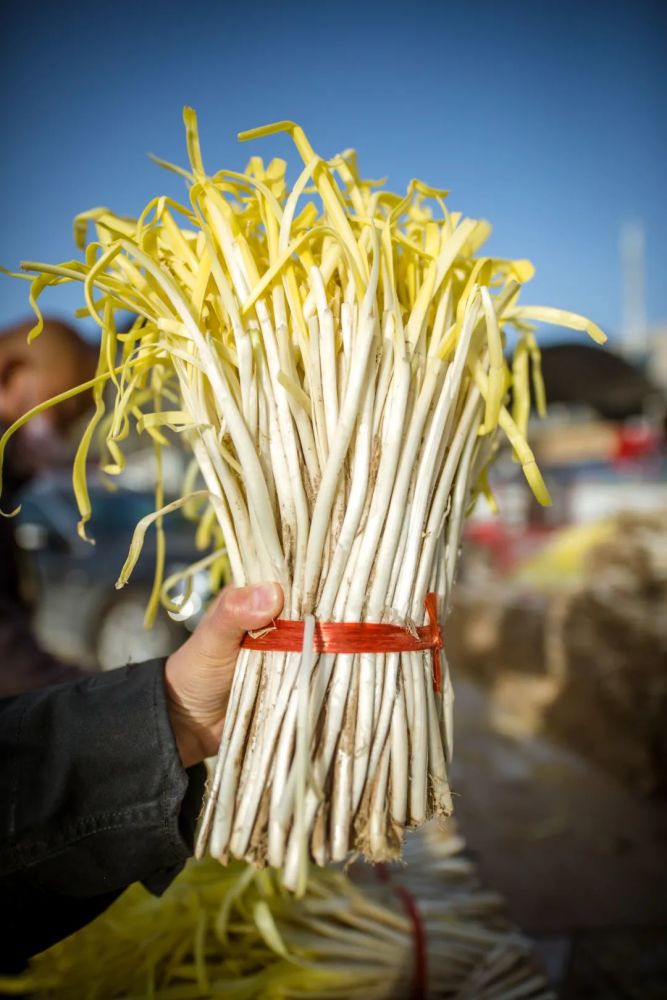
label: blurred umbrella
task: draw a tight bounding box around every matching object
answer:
[537,342,662,421]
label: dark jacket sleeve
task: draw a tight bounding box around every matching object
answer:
[0,660,206,971]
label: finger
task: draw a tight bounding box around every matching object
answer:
[195,582,284,666]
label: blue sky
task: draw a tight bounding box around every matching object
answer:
[1,0,665,344]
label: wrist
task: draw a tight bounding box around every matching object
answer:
[163,657,221,768]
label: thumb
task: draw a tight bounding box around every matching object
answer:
[164,582,284,767]
[194,582,284,669]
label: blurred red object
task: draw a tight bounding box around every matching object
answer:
[464,521,556,575]
[613,424,661,463]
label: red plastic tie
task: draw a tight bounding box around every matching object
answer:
[241,591,443,692]
[376,863,428,1000]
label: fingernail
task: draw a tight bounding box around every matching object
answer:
[249,582,281,611]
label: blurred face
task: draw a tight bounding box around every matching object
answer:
[0,321,95,426]
[0,319,97,477]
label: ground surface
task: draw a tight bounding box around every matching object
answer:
[451,675,667,998]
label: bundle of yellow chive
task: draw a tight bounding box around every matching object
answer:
[0,111,605,893]
[0,824,554,999]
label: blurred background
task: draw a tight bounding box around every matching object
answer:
[1,1,666,996]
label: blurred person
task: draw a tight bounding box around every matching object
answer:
[0,317,99,695]
[0,580,283,971]
[0,317,286,971]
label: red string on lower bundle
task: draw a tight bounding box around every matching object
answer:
[241,591,443,693]
[376,863,428,1000]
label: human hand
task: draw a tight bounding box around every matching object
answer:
[164,582,284,767]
